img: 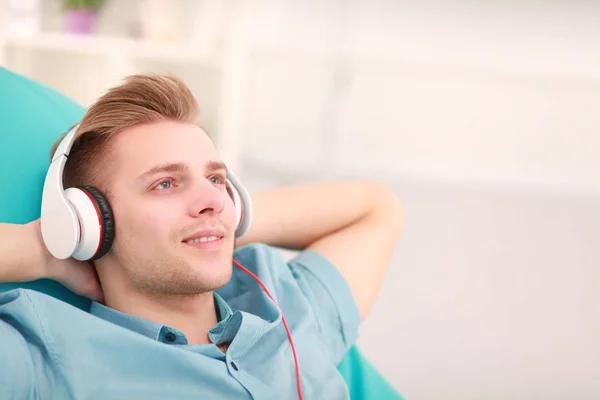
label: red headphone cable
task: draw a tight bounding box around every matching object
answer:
[232,259,304,400]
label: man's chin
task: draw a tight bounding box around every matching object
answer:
[154,267,233,295]
[189,258,233,282]
[195,269,233,292]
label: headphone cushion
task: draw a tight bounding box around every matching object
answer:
[225,179,243,232]
[226,170,252,238]
[78,186,115,260]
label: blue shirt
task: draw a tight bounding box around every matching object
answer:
[0,243,361,399]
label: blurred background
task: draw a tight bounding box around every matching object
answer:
[2,0,600,398]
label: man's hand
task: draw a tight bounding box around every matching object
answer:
[0,220,104,302]
[236,181,404,319]
[29,220,105,302]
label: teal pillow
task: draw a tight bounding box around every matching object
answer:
[0,67,91,310]
[0,67,403,399]
[337,346,404,399]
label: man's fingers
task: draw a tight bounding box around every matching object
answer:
[51,258,105,303]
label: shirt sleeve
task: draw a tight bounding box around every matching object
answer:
[287,250,361,365]
[0,318,36,399]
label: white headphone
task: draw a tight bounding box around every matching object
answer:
[40,124,252,261]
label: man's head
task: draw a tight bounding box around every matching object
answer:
[51,74,237,299]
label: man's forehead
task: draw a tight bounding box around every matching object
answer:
[110,121,220,172]
[113,121,214,146]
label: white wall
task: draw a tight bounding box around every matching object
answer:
[240,0,600,193]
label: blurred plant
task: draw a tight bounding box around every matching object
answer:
[61,0,105,34]
[61,0,105,10]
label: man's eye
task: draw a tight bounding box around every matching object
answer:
[210,175,226,185]
[154,180,173,190]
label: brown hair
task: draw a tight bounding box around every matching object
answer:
[50,74,200,197]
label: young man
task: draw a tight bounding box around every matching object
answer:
[0,74,403,399]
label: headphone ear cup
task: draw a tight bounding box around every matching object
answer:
[226,179,243,232]
[81,186,115,260]
[225,169,252,238]
[65,186,115,261]
[80,186,114,260]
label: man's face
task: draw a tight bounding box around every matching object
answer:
[101,121,237,296]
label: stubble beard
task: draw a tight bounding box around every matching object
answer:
[122,248,234,297]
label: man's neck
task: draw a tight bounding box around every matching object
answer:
[105,289,218,345]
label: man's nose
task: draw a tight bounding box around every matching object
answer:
[188,179,225,218]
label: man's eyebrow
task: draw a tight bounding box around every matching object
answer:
[206,160,227,172]
[137,163,189,181]
[137,161,227,181]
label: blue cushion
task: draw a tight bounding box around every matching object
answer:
[337,345,404,399]
[0,67,91,310]
[0,67,402,399]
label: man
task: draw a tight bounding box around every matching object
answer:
[0,74,403,399]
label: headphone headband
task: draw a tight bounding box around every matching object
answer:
[52,124,79,162]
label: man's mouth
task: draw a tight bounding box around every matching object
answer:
[182,230,225,250]
[184,235,222,244]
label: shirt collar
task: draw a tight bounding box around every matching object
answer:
[213,291,233,321]
[89,292,233,343]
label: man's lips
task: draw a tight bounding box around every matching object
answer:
[182,229,225,243]
[182,229,225,250]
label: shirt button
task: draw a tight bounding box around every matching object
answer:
[230,361,239,371]
[165,332,177,343]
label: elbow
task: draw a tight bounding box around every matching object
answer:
[369,181,405,234]
[387,188,405,234]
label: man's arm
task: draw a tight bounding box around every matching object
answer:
[0,318,36,399]
[0,221,104,301]
[0,222,47,283]
[236,181,404,319]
